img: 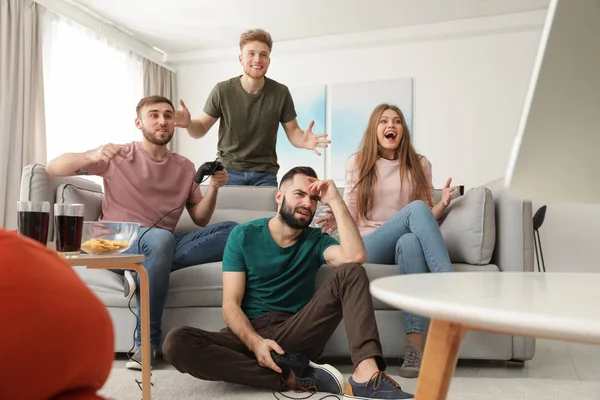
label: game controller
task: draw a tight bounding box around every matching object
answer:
[194,160,224,183]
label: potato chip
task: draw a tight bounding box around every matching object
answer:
[81,238,130,253]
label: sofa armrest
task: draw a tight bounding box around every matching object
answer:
[485,178,534,272]
[20,164,103,240]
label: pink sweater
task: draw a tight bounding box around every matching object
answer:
[343,154,434,237]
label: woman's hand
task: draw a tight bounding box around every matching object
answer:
[316,209,338,235]
[441,177,458,207]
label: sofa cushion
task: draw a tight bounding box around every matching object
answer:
[438,186,496,265]
[56,183,104,221]
[76,260,500,311]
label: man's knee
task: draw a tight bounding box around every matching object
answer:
[220,221,239,232]
[139,228,175,255]
[336,263,368,281]
[162,326,195,364]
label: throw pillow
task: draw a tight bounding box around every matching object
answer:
[56,183,104,221]
[438,186,496,265]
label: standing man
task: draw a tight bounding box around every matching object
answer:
[174,29,330,187]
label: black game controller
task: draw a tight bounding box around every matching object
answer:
[194,160,225,183]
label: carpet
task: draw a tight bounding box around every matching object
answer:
[99,368,600,400]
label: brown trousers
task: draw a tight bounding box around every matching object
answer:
[162,263,387,391]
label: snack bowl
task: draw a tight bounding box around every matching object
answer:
[81,221,141,256]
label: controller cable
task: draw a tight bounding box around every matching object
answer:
[125,160,219,387]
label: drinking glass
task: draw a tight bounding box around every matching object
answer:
[17,201,50,245]
[54,203,85,257]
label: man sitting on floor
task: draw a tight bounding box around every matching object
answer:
[46,95,238,369]
[162,166,414,399]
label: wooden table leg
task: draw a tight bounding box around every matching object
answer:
[415,319,465,400]
[89,263,151,400]
[134,264,151,400]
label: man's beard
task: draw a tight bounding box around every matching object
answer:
[142,127,173,146]
[279,196,314,230]
[244,64,267,79]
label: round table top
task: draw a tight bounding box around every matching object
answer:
[370,272,600,344]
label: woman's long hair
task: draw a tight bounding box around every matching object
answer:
[352,104,433,222]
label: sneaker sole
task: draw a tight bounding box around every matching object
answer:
[125,360,153,370]
[308,361,345,394]
[399,367,419,378]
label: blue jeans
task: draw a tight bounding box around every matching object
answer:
[123,221,238,347]
[362,200,453,335]
[225,169,278,187]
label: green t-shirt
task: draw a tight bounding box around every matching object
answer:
[222,218,339,320]
[204,76,297,175]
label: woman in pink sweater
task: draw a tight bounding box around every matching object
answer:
[317,103,456,378]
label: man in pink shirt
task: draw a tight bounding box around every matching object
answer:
[46,95,237,369]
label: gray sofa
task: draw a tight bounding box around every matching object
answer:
[20,163,535,362]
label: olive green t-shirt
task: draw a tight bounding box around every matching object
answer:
[222,218,339,320]
[203,76,297,174]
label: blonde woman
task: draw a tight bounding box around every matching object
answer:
[317,104,456,378]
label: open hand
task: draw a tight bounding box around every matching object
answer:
[91,144,125,164]
[210,170,228,189]
[252,338,284,373]
[302,121,330,156]
[316,209,337,235]
[174,99,191,128]
[441,177,458,206]
[308,178,340,206]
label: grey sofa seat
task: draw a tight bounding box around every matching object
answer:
[20,163,535,362]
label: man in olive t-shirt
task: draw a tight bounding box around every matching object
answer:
[174,29,330,187]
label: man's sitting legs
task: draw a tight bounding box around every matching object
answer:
[163,264,414,399]
[123,221,237,369]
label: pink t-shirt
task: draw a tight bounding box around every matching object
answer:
[88,141,201,232]
[343,153,434,237]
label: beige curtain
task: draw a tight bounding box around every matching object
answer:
[0,0,46,230]
[143,59,178,150]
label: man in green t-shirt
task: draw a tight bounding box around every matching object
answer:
[174,29,330,187]
[162,167,414,399]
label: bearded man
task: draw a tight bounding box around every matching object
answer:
[46,95,238,369]
[161,166,415,400]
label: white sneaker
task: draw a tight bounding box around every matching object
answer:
[123,270,137,299]
[125,347,157,370]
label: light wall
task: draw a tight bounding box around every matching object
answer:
[172,11,600,272]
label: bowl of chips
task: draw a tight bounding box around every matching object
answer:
[81,221,140,256]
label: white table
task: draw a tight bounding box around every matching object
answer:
[370,272,600,400]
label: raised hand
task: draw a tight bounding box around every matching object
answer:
[252,338,284,373]
[302,120,330,156]
[441,177,458,206]
[210,170,228,189]
[316,209,337,235]
[91,144,125,164]
[308,178,341,206]
[174,99,191,128]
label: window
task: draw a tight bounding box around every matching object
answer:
[41,10,143,186]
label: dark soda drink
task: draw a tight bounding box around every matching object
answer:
[55,215,84,253]
[18,211,50,245]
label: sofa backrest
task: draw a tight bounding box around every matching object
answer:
[20,165,531,270]
[174,186,278,234]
